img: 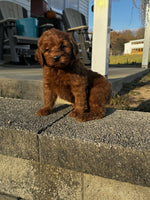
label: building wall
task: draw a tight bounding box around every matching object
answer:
[0,0,31,16]
[47,0,89,24]
[79,0,89,24]
[124,42,131,54]
[124,39,144,55]
[0,0,89,22]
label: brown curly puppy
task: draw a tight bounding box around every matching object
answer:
[35,28,112,121]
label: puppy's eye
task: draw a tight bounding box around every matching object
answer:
[60,44,66,49]
[45,48,50,52]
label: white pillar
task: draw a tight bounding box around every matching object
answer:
[92,0,112,76]
[142,1,150,69]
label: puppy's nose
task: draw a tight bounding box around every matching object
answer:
[53,55,60,62]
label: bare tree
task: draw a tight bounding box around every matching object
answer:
[132,0,149,24]
[136,27,145,38]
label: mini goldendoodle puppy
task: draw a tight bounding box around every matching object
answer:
[35,28,112,121]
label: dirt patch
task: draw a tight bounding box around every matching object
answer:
[109,72,150,112]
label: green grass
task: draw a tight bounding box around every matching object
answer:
[109,54,150,65]
[109,94,130,110]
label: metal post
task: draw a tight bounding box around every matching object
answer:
[142,1,150,69]
[92,0,112,76]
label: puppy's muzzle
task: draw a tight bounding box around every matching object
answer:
[53,55,60,62]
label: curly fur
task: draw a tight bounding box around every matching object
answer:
[35,28,112,121]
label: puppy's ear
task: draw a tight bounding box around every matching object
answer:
[35,48,44,66]
[69,35,78,58]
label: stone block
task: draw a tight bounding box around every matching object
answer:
[39,110,150,187]
[0,154,82,200]
[84,174,150,200]
[0,128,38,161]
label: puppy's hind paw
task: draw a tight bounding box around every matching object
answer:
[36,107,52,116]
[76,112,105,122]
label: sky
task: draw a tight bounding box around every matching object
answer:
[89,0,143,31]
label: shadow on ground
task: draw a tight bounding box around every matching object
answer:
[135,100,150,112]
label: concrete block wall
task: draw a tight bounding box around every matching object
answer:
[0,154,150,200]
[0,97,150,199]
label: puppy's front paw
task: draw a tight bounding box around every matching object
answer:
[69,110,78,118]
[69,108,84,118]
[36,107,52,116]
[69,111,87,122]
